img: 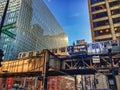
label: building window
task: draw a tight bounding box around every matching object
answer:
[91,4,106,12]
[113,17,120,23]
[95,38,112,42]
[109,1,120,7]
[94,28,111,36]
[93,20,109,27]
[111,9,120,15]
[92,12,107,19]
[91,0,105,4]
[114,27,120,33]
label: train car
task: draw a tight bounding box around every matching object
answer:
[18,46,68,59]
[87,39,120,55]
[18,40,120,59]
[18,50,41,59]
[49,46,68,56]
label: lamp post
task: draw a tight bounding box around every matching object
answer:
[107,45,118,90]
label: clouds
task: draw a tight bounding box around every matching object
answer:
[69,12,81,17]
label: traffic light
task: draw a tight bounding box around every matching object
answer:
[0,49,4,67]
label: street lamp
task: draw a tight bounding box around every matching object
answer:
[107,45,118,90]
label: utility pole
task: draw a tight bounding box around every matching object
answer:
[0,0,10,37]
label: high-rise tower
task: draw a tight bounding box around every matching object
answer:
[0,0,68,60]
[88,0,120,42]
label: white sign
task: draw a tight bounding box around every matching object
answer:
[92,56,100,63]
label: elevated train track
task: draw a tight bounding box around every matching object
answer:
[0,40,120,89]
[0,49,120,77]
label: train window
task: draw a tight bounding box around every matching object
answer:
[22,53,26,58]
[52,49,57,53]
[29,52,33,57]
[19,53,22,57]
[36,51,39,56]
[54,49,57,53]
[104,41,111,47]
[111,40,117,46]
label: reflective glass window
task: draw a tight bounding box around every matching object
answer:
[91,0,105,4]
[94,28,111,36]
[109,1,120,7]
[91,4,106,12]
[113,17,120,23]
[92,12,107,19]
[93,20,109,27]
[111,9,120,15]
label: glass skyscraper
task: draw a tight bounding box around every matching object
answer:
[0,0,68,60]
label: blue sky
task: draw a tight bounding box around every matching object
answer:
[44,0,92,45]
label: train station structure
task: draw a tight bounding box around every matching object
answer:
[0,40,120,90]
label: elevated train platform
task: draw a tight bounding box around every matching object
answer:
[0,40,120,89]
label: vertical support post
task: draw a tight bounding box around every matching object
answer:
[0,0,10,36]
[108,49,118,90]
[105,0,116,40]
[74,76,78,90]
[81,75,84,90]
[81,53,87,90]
[34,77,38,90]
[43,50,50,90]
[93,74,97,90]
[23,77,26,88]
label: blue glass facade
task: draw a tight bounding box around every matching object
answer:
[0,0,68,60]
[90,0,105,4]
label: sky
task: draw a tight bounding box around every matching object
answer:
[44,0,92,45]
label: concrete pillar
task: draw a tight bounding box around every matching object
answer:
[105,0,116,40]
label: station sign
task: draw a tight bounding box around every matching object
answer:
[92,56,100,63]
[67,45,87,55]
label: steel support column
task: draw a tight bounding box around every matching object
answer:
[74,76,78,90]
[108,49,118,90]
[94,74,97,90]
[82,54,87,90]
[23,77,26,88]
[43,50,50,90]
